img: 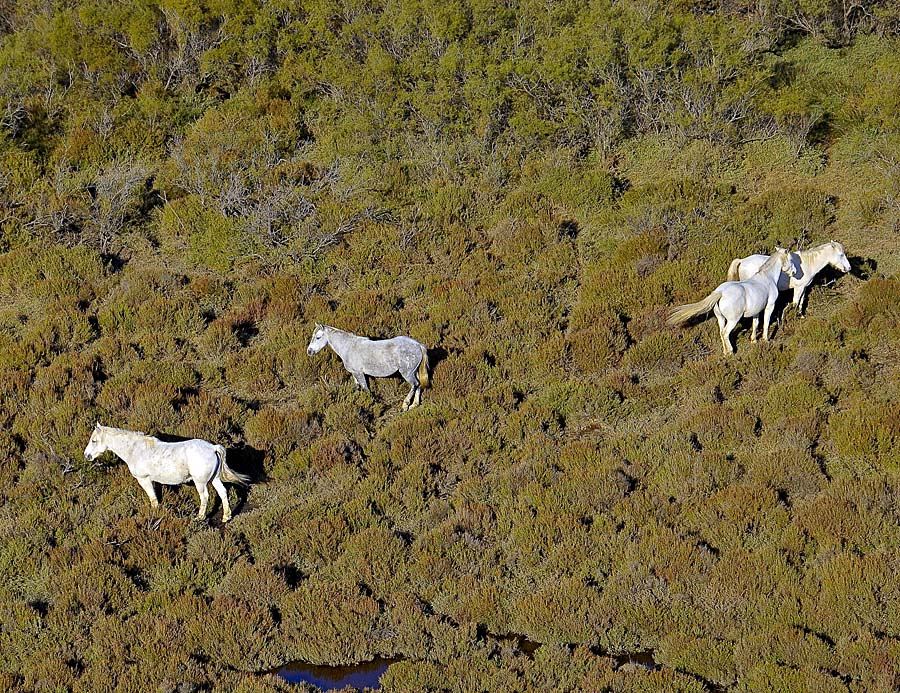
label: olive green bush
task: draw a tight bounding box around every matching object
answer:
[2,1,900,692]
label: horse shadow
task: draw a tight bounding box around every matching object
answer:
[768,292,797,331]
[222,444,266,516]
[225,444,267,484]
[849,255,876,280]
[428,346,449,375]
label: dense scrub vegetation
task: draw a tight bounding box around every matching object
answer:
[2,0,900,691]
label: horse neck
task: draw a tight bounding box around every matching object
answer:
[797,244,832,273]
[756,253,785,280]
[103,429,149,467]
[325,328,358,360]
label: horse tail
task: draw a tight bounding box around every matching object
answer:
[417,344,430,388]
[215,446,251,487]
[726,258,742,282]
[667,291,722,327]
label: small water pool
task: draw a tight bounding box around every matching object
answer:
[276,657,400,691]
[274,643,660,690]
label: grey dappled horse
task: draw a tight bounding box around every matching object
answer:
[307,323,430,410]
[84,424,250,522]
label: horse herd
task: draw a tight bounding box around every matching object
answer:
[668,240,851,355]
[83,241,852,522]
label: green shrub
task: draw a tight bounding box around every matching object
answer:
[159,196,248,272]
[828,396,900,471]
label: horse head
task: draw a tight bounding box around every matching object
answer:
[774,247,797,277]
[307,323,329,356]
[84,424,109,461]
[829,241,851,272]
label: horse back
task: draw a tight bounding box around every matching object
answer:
[350,335,423,376]
[134,438,219,485]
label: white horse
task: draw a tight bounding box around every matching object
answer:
[668,247,796,355]
[84,424,250,522]
[307,323,430,410]
[726,241,851,316]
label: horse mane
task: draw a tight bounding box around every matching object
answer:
[800,241,840,256]
[101,425,149,437]
[323,324,355,337]
[752,250,786,276]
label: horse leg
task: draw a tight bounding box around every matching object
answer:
[750,316,759,343]
[720,316,738,355]
[763,302,776,341]
[212,477,232,523]
[793,286,806,316]
[401,371,419,410]
[193,478,210,520]
[713,305,730,356]
[409,371,423,408]
[402,382,416,411]
[353,372,369,391]
[136,477,159,509]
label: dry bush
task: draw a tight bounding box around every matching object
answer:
[278,579,382,665]
[243,406,320,470]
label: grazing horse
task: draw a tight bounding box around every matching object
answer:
[84,424,250,522]
[668,247,796,355]
[726,241,851,316]
[307,323,430,410]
